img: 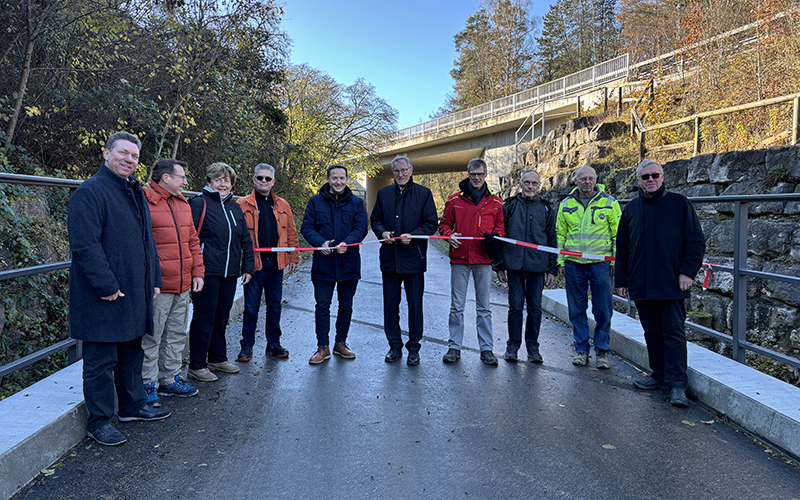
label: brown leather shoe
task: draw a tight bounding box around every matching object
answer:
[309,345,331,364]
[333,342,356,359]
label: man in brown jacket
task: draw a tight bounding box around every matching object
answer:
[237,163,299,361]
[142,159,205,407]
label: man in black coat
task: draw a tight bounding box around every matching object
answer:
[370,155,438,365]
[68,132,170,446]
[614,159,706,408]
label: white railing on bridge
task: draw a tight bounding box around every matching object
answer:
[387,54,629,145]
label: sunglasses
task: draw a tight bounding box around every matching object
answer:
[640,173,661,180]
[255,176,273,182]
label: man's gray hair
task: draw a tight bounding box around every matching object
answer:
[391,155,412,170]
[105,131,141,151]
[520,169,540,181]
[573,165,596,179]
[636,159,663,176]
[254,163,275,176]
[467,158,487,172]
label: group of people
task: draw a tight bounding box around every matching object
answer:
[68,131,705,447]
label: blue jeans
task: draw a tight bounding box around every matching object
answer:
[241,257,284,350]
[507,271,544,350]
[313,279,358,346]
[564,261,612,354]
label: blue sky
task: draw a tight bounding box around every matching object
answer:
[282,0,553,130]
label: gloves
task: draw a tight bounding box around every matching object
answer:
[481,232,501,263]
[483,232,499,242]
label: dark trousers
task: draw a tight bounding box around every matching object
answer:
[506,271,544,350]
[241,257,284,350]
[635,299,688,389]
[82,338,146,432]
[382,272,425,353]
[189,275,238,370]
[313,279,358,346]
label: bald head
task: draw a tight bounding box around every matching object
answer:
[574,166,597,198]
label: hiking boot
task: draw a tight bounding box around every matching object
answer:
[527,347,543,364]
[572,352,589,366]
[596,351,611,369]
[118,405,172,422]
[669,388,689,408]
[158,375,199,398]
[266,344,290,358]
[144,382,161,407]
[208,361,239,373]
[333,342,356,359]
[503,346,519,362]
[87,424,126,446]
[634,376,668,390]
[187,368,218,382]
[309,345,331,364]
[236,348,253,362]
[480,350,499,366]
[442,348,461,363]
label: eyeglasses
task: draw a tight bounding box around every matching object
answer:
[468,172,486,178]
[255,176,273,182]
[169,173,186,180]
[392,167,411,175]
[640,173,661,180]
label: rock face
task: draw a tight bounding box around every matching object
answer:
[502,122,800,373]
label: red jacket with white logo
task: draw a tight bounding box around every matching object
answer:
[439,178,505,265]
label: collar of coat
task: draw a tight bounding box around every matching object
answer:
[639,184,667,203]
[319,183,353,202]
[144,180,188,204]
[99,162,141,191]
[202,186,233,203]
[568,183,607,203]
[457,177,493,202]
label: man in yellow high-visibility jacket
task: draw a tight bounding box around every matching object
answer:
[556,165,621,369]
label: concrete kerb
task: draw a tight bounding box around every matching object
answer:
[0,285,246,500]
[543,288,800,459]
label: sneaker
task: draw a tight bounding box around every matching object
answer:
[333,342,356,359]
[309,345,331,364]
[118,405,172,422]
[237,349,253,362]
[144,382,161,408]
[527,347,543,364]
[442,348,461,363]
[634,376,668,390]
[87,423,126,446]
[266,344,290,358]
[669,388,689,408]
[158,375,199,398]
[207,361,240,373]
[480,350,499,366]
[187,368,218,382]
[596,351,611,369]
[407,351,420,366]
[572,352,589,366]
[504,346,519,362]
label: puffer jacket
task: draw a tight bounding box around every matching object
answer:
[238,190,299,272]
[438,178,505,265]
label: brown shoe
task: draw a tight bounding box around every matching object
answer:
[309,345,331,364]
[333,342,356,359]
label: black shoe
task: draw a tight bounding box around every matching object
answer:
[503,346,518,362]
[87,424,126,446]
[634,377,668,390]
[442,348,461,363]
[669,388,689,408]
[480,350,498,366]
[527,347,543,364]
[385,349,403,363]
[236,348,253,362]
[118,405,172,422]
[266,344,289,358]
[407,351,420,366]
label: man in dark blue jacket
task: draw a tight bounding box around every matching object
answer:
[68,132,170,446]
[370,155,438,365]
[615,159,706,408]
[495,170,557,363]
[301,164,368,364]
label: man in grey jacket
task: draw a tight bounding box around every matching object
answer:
[495,170,557,363]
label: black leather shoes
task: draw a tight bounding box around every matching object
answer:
[385,349,403,363]
[407,351,420,366]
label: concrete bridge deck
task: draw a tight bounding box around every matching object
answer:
[5,236,800,499]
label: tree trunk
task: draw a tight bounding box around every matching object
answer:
[5,37,35,151]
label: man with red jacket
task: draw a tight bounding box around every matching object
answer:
[439,158,505,366]
[142,159,205,407]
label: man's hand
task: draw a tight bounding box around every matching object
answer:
[335,242,347,254]
[192,277,204,292]
[381,231,394,244]
[321,239,333,256]
[615,287,628,298]
[241,273,252,285]
[483,232,498,242]
[153,287,161,299]
[545,273,555,288]
[558,266,565,277]
[286,262,298,275]
[497,270,507,283]
[449,232,462,248]
[101,290,124,301]
[679,273,693,291]
[400,233,412,245]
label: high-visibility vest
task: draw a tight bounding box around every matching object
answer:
[556,184,621,265]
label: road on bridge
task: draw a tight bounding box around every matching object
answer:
[12,235,800,500]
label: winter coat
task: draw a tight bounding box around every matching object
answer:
[556,184,621,266]
[68,163,161,342]
[238,190,299,272]
[370,179,438,274]
[615,185,706,301]
[143,182,204,293]
[438,178,505,265]
[189,187,254,278]
[498,194,557,275]
[301,184,368,282]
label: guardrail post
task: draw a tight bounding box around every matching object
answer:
[603,87,608,115]
[792,96,799,145]
[576,95,581,118]
[731,201,748,364]
[694,116,702,156]
[618,86,623,117]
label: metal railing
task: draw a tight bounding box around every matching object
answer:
[386,54,630,145]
